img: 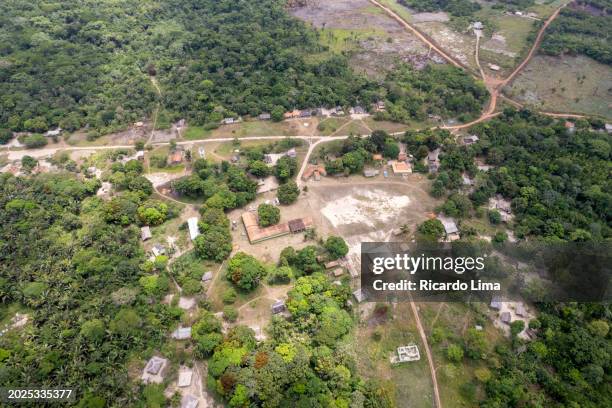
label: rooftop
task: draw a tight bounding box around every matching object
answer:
[187,217,199,241]
[437,215,459,235]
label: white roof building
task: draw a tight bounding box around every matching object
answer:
[141,226,152,241]
[438,215,459,235]
[141,356,168,384]
[177,367,193,388]
[171,326,192,340]
[187,217,199,241]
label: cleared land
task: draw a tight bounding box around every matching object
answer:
[291,0,431,77]
[507,54,612,119]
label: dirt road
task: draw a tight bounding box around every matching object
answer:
[502,4,567,88]
[367,0,465,69]
[410,298,441,408]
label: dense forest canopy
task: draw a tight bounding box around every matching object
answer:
[0,0,487,136]
[419,110,612,241]
[540,0,612,65]
[398,0,481,16]
[0,171,182,405]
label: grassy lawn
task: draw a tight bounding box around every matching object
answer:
[419,302,506,407]
[376,0,414,23]
[507,54,612,119]
[346,302,434,408]
[316,117,352,135]
[183,126,212,140]
[319,27,386,54]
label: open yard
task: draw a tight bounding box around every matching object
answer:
[507,54,612,119]
[344,302,434,408]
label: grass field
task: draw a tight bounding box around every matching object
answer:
[419,302,506,407]
[346,302,434,408]
[507,54,612,119]
[186,120,312,140]
[376,0,414,22]
[319,27,386,54]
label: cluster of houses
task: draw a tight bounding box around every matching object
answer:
[141,355,199,407]
[218,102,385,126]
[489,296,536,339]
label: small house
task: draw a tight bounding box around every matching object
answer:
[141,356,169,384]
[141,226,152,241]
[515,303,526,317]
[187,217,200,241]
[350,106,367,115]
[45,128,62,137]
[333,268,344,277]
[488,64,501,71]
[437,215,459,240]
[258,113,271,121]
[490,296,502,310]
[181,395,199,408]
[171,326,192,340]
[353,289,366,303]
[151,244,165,257]
[286,148,297,158]
[462,174,474,186]
[283,110,300,119]
[135,151,145,161]
[372,154,383,161]
[363,169,379,178]
[605,123,612,133]
[473,21,483,30]
[222,118,235,125]
[500,312,512,324]
[564,121,575,132]
[391,161,412,175]
[177,368,193,388]
[289,217,314,233]
[168,151,183,165]
[463,135,479,145]
[325,260,340,269]
[201,271,213,283]
[271,300,286,314]
[374,100,386,111]
[230,154,240,163]
[299,110,312,118]
[428,149,440,173]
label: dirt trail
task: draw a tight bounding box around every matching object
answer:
[148,76,163,144]
[410,298,441,408]
[367,0,465,69]
[502,4,567,88]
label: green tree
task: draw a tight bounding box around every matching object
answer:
[80,319,106,343]
[257,203,280,227]
[277,181,299,205]
[446,344,464,362]
[324,236,349,259]
[417,219,445,241]
[226,252,267,291]
[194,228,232,262]
[21,155,38,172]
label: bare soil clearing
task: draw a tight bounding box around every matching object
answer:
[290,0,431,76]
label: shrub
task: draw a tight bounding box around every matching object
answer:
[222,288,237,304]
[223,306,238,322]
